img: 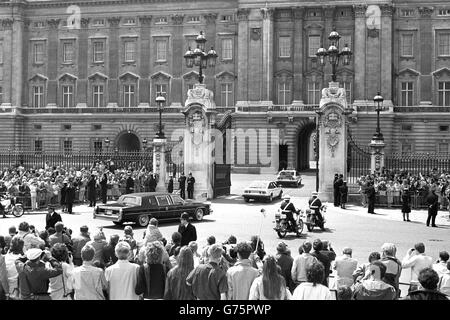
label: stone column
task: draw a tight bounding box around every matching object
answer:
[380,4,393,104]
[203,13,218,93]
[260,7,274,103]
[418,7,433,103]
[292,7,304,104]
[1,18,14,107]
[153,138,167,192]
[170,14,184,107]
[369,138,385,174]
[11,12,24,108]
[107,17,120,107]
[353,4,367,101]
[139,16,152,105]
[46,19,60,107]
[236,8,250,103]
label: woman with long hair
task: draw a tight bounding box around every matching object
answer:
[249,255,291,300]
[164,246,195,300]
[135,241,166,299]
[292,261,332,300]
[48,243,74,300]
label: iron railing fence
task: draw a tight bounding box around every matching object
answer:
[385,153,450,176]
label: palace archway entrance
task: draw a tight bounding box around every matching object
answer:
[296,122,316,171]
[116,131,141,151]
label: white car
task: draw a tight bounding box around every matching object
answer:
[243,181,283,203]
[276,170,302,188]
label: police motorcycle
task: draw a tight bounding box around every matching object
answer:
[305,192,327,232]
[274,195,304,238]
[0,193,25,218]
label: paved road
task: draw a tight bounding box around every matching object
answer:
[1,172,449,297]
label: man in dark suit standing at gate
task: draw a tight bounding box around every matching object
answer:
[333,174,339,207]
[187,172,195,199]
[367,181,376,214]
[426,188,439,227]
[178,172,186,199]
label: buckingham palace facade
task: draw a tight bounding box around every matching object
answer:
[0,0,449,172]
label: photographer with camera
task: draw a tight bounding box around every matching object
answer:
[401,243,433,293]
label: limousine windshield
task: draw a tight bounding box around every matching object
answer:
[118,196,141,206]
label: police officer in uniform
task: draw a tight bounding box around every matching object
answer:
[426,188,439,227]
[280,195,297,229]
[366,181,376,214]
[309,191,324,224]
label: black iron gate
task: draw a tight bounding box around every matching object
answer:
[347,134,371,185]
[385,153,450,175]
[212,162,231,198]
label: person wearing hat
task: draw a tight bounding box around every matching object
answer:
[65,181,76,214]
[339,180,348,209]
[45,205,62,230]
[178,172,186,199]
[280,195,297,230]
[309,191,324,225]
[16,248,63,300]
[178,212,197,246]
[87,174,97,207]
[275,242,295,292]
[187,172,196,199]
[401,184,412,222]
[366,181,376,214]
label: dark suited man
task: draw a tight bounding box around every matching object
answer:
[178,172,187,199]
[148,174,157,192]
[87,175,97,207]
[187,172,195,199]
[339,181,348,209]
[100,173,108,204]
[178,212,197,246]
[45,206,62,230]
[65,182,76,214]
[366,181,376,214]
[167,176,174,194]
[333,174,339,206]
[125,174,134,194]
[426,189,439,227]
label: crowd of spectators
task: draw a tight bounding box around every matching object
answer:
[0,216,448,300]
[357,168,450,211]
[0,160,177,212]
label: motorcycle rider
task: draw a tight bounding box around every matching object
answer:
[280,195,297,229]
[308,191,324,225]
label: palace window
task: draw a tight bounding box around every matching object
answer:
[92,85,104,108]
[307,82,320,104]
[62,85,74,108]
[93,40,105,63]
[308,35,321,57]
[155,17,167,24]
[33,42,45,64]
[439,125,449,132]
[32,86,44,107]
[156,39,167,62]
[62,139,72,154]
[188,16,200,23]
[220,83,233,107]
[342,81,352,104]
[401,143,412,154]
[221,15,232,22]
[156,84,167,100]
[401,82,414,106]
[401,124,412,131]
[34,139,43,153]
[438,143,449,153]
[34,21,45,28]
[437,9,450,16]
[124,40,136,62]
[93,19,105,26]
[222,38,233,60]
[278,36,291,58]
[62,41,74,63]
[123,18,136,25]
[438,81,450,106]
[400,9,415,17]
[401,34,414,57]
[123,84,135,107]
[277,82,291,105]
[93,140,103,154]
[438,33,450,56]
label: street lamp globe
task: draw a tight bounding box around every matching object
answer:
[341,44,352,65]
[200,51,208,69]
[156,95,166,109]
[184,47,194,68]
[316,47,327,66]
[193,46,203,67]
[195,31,207,51]
[328,30,341,43]
[374,92,384,106]
[327,44,339,65]
[207,47,218,68]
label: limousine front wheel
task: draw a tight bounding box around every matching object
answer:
[194,208,204,221]
[137,214,150,227]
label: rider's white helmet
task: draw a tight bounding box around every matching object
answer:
[282,195,291,200]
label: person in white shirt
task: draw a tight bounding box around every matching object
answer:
[333,247,358,288]
[104,241,140,300]
[432,251,449,277]
[292,261,332,300]
[401,242,433,292]
[438,261,450,296]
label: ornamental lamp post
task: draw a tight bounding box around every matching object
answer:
[104,137,110,152]
[373,92,384,141]
[155,95,166,139]
[316,29,352,82]
[183,31,218,84]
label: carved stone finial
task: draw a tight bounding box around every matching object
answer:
[171,14,184,25]
[138,15,152,26]
[107,17,120,27]
[237,8,250,21]
[203,13,218,24]
[353,4,367,18]
[47,18,61,29]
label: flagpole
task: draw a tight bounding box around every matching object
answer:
[255,208,266,256]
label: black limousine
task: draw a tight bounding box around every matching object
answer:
[93,192,212,227]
